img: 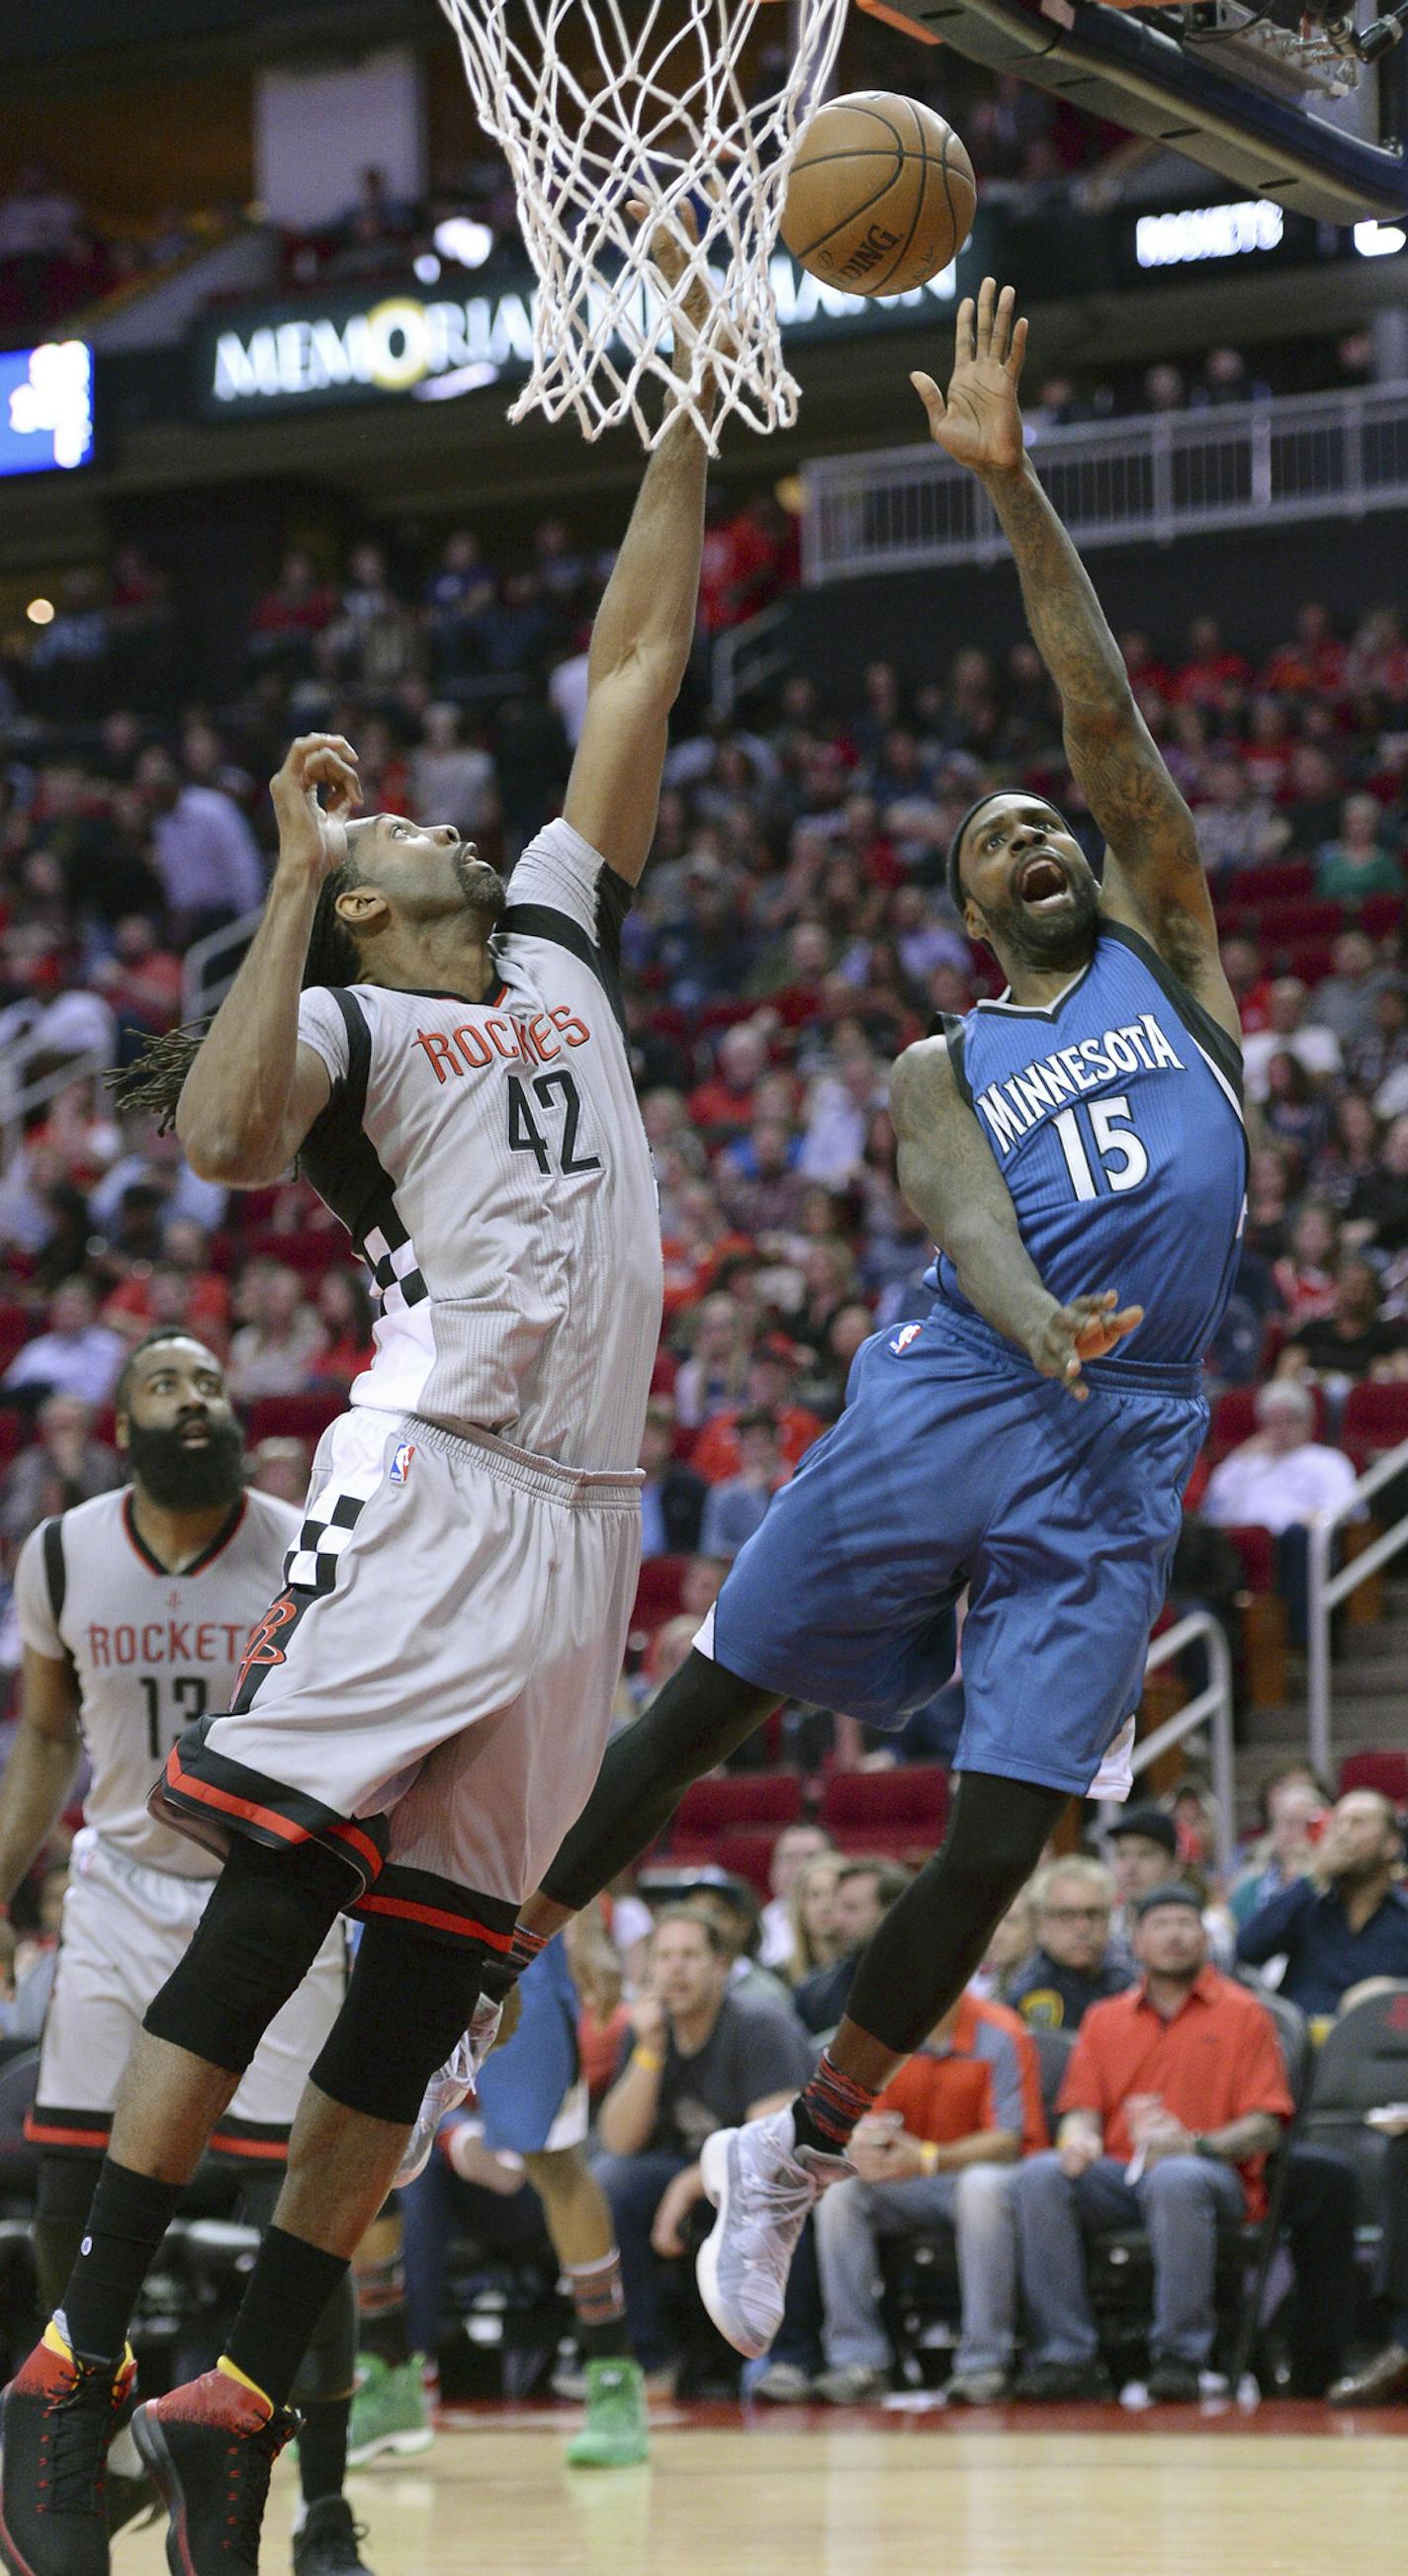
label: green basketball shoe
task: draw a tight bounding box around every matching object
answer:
[346,2355,434,2467]
[565,2358,651,2468]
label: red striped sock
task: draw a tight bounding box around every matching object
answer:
[792,2050,878,2154]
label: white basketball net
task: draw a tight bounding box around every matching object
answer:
[435,0,851,449]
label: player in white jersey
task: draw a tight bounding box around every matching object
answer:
[0,218,710,2576]
[0,1330,368,2576]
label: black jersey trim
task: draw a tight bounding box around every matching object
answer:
[298,988,407,1263]
[971,956,1097,1023]
[120,1492,248,1580]
[1098,916,1245,1103]
[41,1517,66,1626]
[500,899,626,1033]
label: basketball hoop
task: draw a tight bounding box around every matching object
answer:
[434,0,851,449]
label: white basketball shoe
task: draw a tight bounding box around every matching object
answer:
[394,1994,504,2188]
[696,2108,850,2360]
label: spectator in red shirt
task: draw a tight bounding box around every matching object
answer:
[808,1993,1045,2408]
[1011,1886,1291,2403]
[1259,603,1348,700]
[1169,616,1253,709]
[688,1021,770,1144]
[690,1340,824,1483]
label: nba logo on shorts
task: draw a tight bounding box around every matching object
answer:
[890,1323,922,1355]
[390,1440,416,1486]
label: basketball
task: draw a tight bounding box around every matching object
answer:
[780,90,976,299]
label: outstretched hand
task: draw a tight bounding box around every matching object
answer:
[269,733,361,886]
[1032,1292,1145,1401]
[911,277,1028,479]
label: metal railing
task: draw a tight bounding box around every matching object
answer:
[802,382,1408,583]
[1307,1435,1408,1778]
[180,908,262,1027]
[710,601,792,718]
[1102,1611,1236,1876]
[0,1038,110,1161]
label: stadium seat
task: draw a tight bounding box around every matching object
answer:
[1232,860,1313,905]
[820,1764,948,1859]
[1338,1751,1408,1805]
[1341,1382,1408,1472]
[1251,898,1343,944]
[672,1771,805,1838]
[664,1825,785,1898]
[1207,1386,1326,1463]
[1360,894,1405,940]
[243,1227,342,1277]
[1222,1522,1276,1594]
[629,1553,687,1655]
[242,1391,344,1445]
[1303,1981,1408,2223]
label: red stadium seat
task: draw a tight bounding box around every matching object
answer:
[1232,860,1313,905]
[1360,894,1405,939]
[243,1392,344,1444]
[821,1764,949,1859]
[1252,899,1343,943]
[630,1554,687,1649]
[673,1771,805,1838]
[1339,1751,1408,1805]
[1207,1385,1326,1463]
[1280,939,1336,987]
[244,1228,343,1277]
[1223,1522,1276,1594]
[1341,1382,1408,1472]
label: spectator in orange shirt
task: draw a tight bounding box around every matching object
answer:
[1012,1886,1291,2403]
[810,1992,1045,2408]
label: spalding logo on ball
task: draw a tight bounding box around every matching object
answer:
[780,91,977,299]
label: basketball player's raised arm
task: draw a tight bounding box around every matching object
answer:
[890,1037,1141,1399]
[0,1650,82,1908]
[176,735,356,1183]
[911,281,1237,1045]
[563,214,714,886]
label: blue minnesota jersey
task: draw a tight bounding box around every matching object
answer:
[929,918,1247,1366]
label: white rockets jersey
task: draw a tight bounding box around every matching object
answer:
[13,1486,302,1878]
[296,818,661,1474]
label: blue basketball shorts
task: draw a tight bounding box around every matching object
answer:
[701,1308,1207,1801]
[474,1938,584,2154]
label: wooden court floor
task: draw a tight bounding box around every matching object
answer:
[119,2397,1406,2575]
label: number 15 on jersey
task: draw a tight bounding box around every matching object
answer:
[1052,1095,1150,1201]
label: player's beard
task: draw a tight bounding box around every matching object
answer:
[979,864,1101,973]
[127,1417,246,1511]
[454,848,507,931]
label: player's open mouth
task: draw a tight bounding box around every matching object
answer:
[1016,852,1069,908]
[178,1421,213,1445]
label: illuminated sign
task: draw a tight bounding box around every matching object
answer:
[1354,219,1407,256]
[0,340,94,476]
[197,255,961,418]
[1135,199,1284,268]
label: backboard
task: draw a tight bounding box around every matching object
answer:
[862,0,1408,217]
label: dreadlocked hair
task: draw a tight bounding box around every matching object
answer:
[107,861,365,1134]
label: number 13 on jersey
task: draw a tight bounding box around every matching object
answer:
[1052,1095,1150,1201]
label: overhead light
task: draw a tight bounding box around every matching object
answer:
[1354,219,1407,256]
[433,216,494,271]
[413,253,442,284]
[26,597,54,625]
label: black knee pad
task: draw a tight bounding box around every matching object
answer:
[143,1833,358,2076]
[310,1920,485,2126]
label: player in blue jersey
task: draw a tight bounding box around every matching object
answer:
[416,278,1249,2361]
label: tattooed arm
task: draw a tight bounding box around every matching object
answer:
[890,1037,1142,1397]
[911,281,1239,1046]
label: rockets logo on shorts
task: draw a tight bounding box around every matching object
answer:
[390,1440,416,1486]
[890,1323,923,1355]
[232,1593,301,1705]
